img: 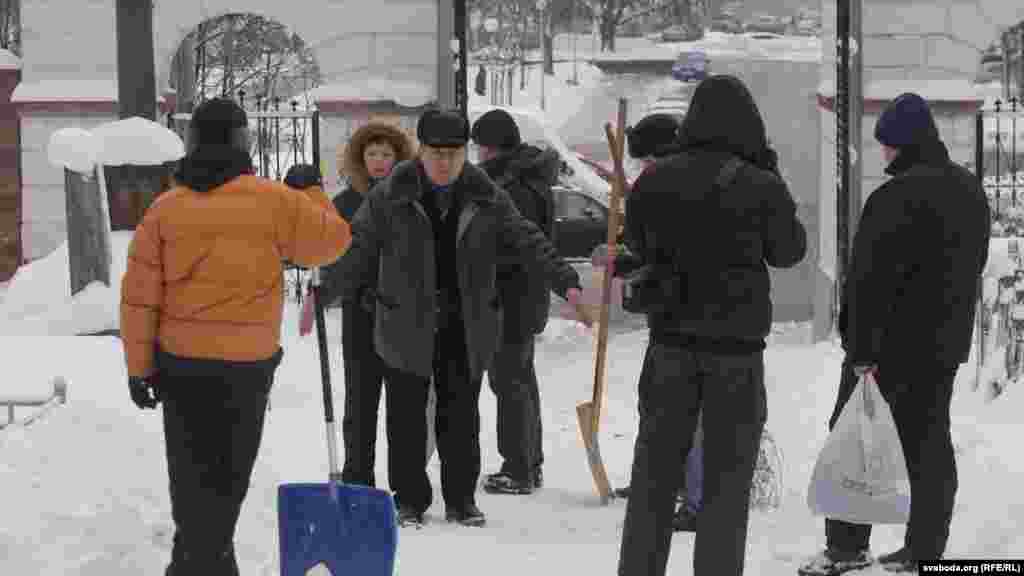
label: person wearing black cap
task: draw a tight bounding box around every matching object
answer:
[470,109,558,496]
[120,97,351,575]
[613,75,806,576]
[340,107,588,528]
[799,93,990,575]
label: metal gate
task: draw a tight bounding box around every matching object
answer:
[167,92,322,306]
[167,91,321,181]
[978,96,1024,224]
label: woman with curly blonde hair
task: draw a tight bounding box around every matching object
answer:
[303,120,416,487]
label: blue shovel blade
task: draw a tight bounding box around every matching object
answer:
[278,483,398,576]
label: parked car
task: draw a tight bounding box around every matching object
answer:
[711,16,743,34]
[671,50,710,82]
[745,14,787,35]
[468,104,614,259]
[659,24,702,43]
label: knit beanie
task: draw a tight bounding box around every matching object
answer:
[191,97,248,148]
[627,113,682,159]
[471,109,522,149]
[874,92,939,149]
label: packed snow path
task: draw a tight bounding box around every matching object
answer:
[0,305,1021,574]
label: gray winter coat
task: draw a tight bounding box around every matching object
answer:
[343,159,582,380]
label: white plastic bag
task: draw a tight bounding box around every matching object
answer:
[807,372,911,524]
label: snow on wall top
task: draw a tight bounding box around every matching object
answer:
[0,48,21,70]
[306,77,434,108]
[11,79,167,103]
[816,77,982,103]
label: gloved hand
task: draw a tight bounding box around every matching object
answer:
[128,375,159,409]
[299,295,315,337]
[756,147,780,175]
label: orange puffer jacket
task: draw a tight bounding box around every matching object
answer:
[120,176,351,377]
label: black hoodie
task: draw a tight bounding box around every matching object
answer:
[623,74,807,352]
[481,143,559,339]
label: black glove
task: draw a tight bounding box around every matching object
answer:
[128,375,160,409]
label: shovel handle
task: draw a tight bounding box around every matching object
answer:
[310,268,342,478]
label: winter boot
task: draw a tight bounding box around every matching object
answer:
[396,505,425,529]
[877,547,917,573]
[483,472,535,495]
[445,502,486,527]
[797,548,873,576]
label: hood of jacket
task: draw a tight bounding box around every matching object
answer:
[678,75,771,166]
[174,145,254,192]
[343,122,417,194]
[479,144,560,188]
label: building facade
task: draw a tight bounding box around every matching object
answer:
[13,0,456,262]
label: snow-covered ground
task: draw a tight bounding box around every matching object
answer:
[1,236,1022,574]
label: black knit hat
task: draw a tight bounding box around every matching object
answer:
[874,92,939,149]
[417,108,470,148]
[627,113,682,159]
[191,97,248,147]
[284,164,322,189]
[471,109,522,149]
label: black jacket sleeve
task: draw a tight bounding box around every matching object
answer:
[843,188,912,365]
[321,188,380,307]
[761,175,807,269]
[496,188,581,299]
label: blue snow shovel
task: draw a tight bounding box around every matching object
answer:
[278,267,398,576]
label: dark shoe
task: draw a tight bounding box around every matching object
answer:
[396,506,425,528]
[671,506,697,532]
[445,503,486,527]
[613,485,631,499]
[797,548,873,576]
[483,472,535,495]
[878,548,917,573]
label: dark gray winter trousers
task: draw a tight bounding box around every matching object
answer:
[825,359,959,561]
[159,348,282,576]
[618,343,766,576]
[487,335,544,481]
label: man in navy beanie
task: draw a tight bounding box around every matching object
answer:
[799,93,990,575]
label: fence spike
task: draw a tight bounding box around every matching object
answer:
[1010,97,1019,112]
[238,89,246,108]
[274,96,282,111]
[995,99,1003,112]
[291,100,298,112]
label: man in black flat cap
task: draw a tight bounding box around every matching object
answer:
[341,107,588,528]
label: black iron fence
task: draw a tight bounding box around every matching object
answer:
[978,97,1024,224]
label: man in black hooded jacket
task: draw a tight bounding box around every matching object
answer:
[615,75,806,576]
[799,93,990,576]
[470,109,558,495]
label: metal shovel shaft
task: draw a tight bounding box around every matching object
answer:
[310,267,342,481]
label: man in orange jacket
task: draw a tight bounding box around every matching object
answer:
[119,97,351,576]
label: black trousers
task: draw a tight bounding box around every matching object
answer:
[340,302,386,487]
[825,359,959,561]
[487,335,544,481]
[618,343,766,576]
[159,348,282,576]
[383,323,483,512]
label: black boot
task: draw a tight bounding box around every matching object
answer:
[445,502,486,527]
